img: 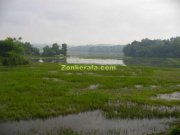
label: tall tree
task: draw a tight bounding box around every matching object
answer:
[42,43,62,56]
[62,43,67,56]
[52,43,61,55]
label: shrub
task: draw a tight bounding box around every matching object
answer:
[170,127,180,135]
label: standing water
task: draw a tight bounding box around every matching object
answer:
[152,92,180,101]
[67,57,126,65]
[33,57,126,65]
[0,110,175,135]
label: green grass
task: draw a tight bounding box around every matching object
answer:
[0,63,179,122]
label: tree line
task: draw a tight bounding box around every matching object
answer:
[123,37,180,57]
[42,43,67,57]
[0,37,67,65]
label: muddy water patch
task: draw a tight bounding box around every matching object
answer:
[0,110,175,135]
[152,92,180,101]
[42,77,62,82]
[149,85,159,89]
[134,85,143,89]
[88,84,101,90]
[143,105,180,112]
[107,101,180,112]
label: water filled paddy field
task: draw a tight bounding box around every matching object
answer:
[0,63,179,135]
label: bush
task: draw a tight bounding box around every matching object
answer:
[170,127,180,135]
[0,37,29,66]
[1,52,29,66]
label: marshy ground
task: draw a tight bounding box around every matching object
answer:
[0,63,179,135]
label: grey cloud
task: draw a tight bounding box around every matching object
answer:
[0,0,179,45]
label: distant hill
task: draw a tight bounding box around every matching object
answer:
[32,44,125,58]
[68,45,125,58]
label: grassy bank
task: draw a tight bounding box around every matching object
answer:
[0,63,179,121]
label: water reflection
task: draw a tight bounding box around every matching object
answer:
[0,110,175,135]
[31,57,126,66]
[31,57,180,67]
[67,57,125,65]
[152,92,180,101]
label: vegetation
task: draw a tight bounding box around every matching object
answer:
[0,36,180,135]
[170,126,180,135]
[62,43,67,57]
[123,37,180,58]
[23,42,40,56]
[0,63,179,121]
[154,121,180,135]
[0,37,30,65]
[42,43,67,57]
[0,37,68,65]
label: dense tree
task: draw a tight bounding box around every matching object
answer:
[0,37,22,57]
[42,45,52,56]
[42,43,67,57]
[52,43,61,56]
[123,37,180,58]
[23,42,40,56]
[0,37,29,65]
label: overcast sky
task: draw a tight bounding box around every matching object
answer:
[0,0,179,45]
